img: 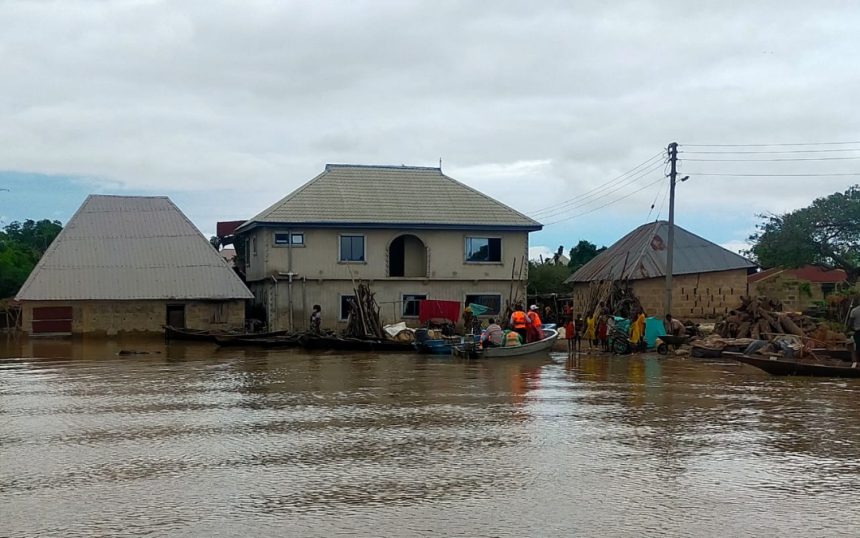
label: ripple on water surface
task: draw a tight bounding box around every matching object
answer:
[1,338,859,537]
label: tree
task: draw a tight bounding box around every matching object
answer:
[748,185,860,283]
[567,240,607,272]
[527,261,573,295]
[0,219,63,298]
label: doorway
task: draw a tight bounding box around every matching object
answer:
[388,235,426,277]
[166,304,186,328]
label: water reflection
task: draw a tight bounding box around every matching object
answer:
[1,336,859,537]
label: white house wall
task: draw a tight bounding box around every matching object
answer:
[243,228,530,283]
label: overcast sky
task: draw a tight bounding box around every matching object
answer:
[2,0,858,259]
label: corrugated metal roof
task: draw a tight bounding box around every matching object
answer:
[238,164,542,230]
[749,265,847,284]
[15,195,254,301]
[565,221,756,283]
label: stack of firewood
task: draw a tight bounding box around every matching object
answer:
[344,282,385,339]
[715,296,818,340]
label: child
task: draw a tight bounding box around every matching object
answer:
[310,304,322,333]
[564,316,575,354]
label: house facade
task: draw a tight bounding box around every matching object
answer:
[565,221,757,318]
[234,164,542,330]
[748,265,848,311]
[16,195,253,335]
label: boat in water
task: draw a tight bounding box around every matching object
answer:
[723,351,860,378]
[453,328,559,359]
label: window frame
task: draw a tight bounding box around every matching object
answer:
[273,231,305,247]
[464,293,503,316]
[464,236,502,263]
[338,234,366,263]
[401,293,428,318]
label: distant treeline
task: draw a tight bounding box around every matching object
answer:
[0,219,63,298]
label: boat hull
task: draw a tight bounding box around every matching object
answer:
[455,329,559,359]
[724,352,860,378]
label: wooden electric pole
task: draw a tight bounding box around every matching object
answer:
[665,142,678,317]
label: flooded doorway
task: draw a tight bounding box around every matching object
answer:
[166,304,185,328]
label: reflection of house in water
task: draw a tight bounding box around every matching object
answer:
[15,195,253,335]
[748,265,847,312]
[566,221,757,318]
[229,164,542,331]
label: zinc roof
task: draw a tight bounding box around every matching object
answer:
[565,220,756,283]
[15,195,253,301]
[238,164,542,231]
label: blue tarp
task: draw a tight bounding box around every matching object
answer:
[612,315,663,349]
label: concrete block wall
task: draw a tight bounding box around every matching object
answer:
[749,274,824,311]
[571,269,749,319]
[630,269,748,318]
[20,300,246,335]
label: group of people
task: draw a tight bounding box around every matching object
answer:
[479,303,545,349]
[560,305,614,354]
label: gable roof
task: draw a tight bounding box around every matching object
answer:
[237,164,542,231]
[16,195,253,301]
[565,220,756,283]
[748,265,848,284]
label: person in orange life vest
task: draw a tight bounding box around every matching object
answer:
[509,303,530,342]
[526,305,544,343]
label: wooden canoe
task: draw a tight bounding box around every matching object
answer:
[299,334,416,352]
[723,352,860,378]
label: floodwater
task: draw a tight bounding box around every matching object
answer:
[1,335,859,538]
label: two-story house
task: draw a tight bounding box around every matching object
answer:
[235,164,542,330]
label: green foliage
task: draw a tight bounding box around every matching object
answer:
[567,240,607,272]
[0,219,63,298]
[748,185,860,283]
[527,261,573,295]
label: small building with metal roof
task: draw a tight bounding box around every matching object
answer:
[15,195,253,335]
[564,221,756,318]
[232,164,542,330]
[748,265,848,312]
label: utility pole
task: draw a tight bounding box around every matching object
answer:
[665,142,678,317]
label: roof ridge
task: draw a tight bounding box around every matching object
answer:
[325,163,442,171]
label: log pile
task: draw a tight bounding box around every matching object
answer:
[715,296,822,341]
[344,282,386,339]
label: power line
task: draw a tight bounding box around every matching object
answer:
[682,141,860,147]
[680,156,860,162]
[680,148,860,154]
[529,151,666,217]
[533,161,665,220]
[543,176,665,226]
[681,172,860,177]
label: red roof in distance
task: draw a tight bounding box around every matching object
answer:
[748,265,847,284]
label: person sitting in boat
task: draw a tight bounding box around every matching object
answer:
[481,318,504,347]
[509,304,530,342]
[503,329,522,347]
[664,314,684,337]
[527,305,544,342]
[310,304,322,334]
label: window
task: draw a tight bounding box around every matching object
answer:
[252,236,257,256]
[274,232,304,246]
[340,295,356,321]
[340,235,365,262]
[402,294,427,317]
[465,294,502,316]
[465,237,501,262]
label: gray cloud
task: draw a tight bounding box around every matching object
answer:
[2,0,857,244]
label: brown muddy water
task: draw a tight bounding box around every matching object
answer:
[1,335,859,537]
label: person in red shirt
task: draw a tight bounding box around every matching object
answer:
[564,316,575,354]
